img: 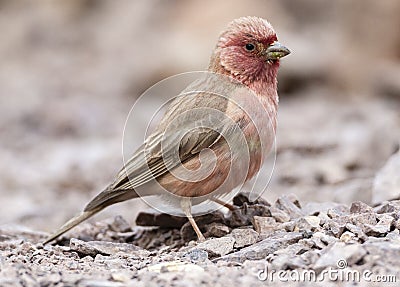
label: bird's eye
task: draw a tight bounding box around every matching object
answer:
[245,43,255,51]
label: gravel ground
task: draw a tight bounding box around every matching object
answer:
[1,192,400,286]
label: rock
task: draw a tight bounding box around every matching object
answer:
[364,214,394,236]
[313,242,367,272]
[386,230,400,243]
[350,201,373,213]
[345,223,368,242]
[232,192,271,207]
[274,194,304,219]
[179,212,227,241]
[302,235,327,250]
[351,213,377,227]
[374,201,400,214]
[204,223,230,238]
[372,151,400,205]
[252,216,279,235]
[181,248,208,263]
[108,216,132,233]
[228,204,270,228]
[70,239,148,257]
[327,206,349,218]
[317,211,330,225]
[339,231,356,243]
[313,231,338,245]
[110,271,134,283]
[215,232,304,263]
[136,209,191,228]
[270,243,310,269]
[196,237,235,257]
[323,220,345,238]
[269,206,290,222]
[230,228,259,248]
[294,216,321,231]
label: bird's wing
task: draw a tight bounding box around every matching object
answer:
[84,87,245,211]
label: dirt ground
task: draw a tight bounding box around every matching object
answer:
[0,1,399,286]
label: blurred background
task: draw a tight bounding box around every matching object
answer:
[0,0,399,232]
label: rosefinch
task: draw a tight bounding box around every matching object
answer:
[44,16,290,244]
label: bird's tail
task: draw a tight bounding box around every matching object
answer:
[43,188,141,244]
[43,207,102,245]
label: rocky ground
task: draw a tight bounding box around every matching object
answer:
[1,192,400,286]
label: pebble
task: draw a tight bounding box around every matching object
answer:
[230,228,259,248]
[196,237,235,257]
[253,216,282,236]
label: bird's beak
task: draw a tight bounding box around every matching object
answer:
[265,42,291,60]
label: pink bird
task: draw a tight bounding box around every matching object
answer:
[44,16,290,244]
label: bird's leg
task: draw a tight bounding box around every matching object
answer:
[180,197,205,242]
[211,197,236,211]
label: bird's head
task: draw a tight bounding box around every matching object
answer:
[211,16,290,86]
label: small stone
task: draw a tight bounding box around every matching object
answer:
[350,201,373,213]
[340,231,356,243]
[182,248,208,263]
[281,221,296,232]
[323,220,345,238]
[215,232,304,263]
[317,211,330,225]
[386,229,400,243]
[374,201,400,214]
[252,216,278,235]
[345,223,368,242]
[109,216,132,233]
[269,207,290,223]
[274,195,304,219]
[232,192,271,207]
[230,228,259,248]
[351,213,377,227]
[313,242,367,272]
[229,204,270,228]
[232,193,253,206]
[110,272,132,282]
[271,244,309,270]
[313,231,337,245]
[327,207,349,218]
[204,223,230,238]
[295,216,321,231]
[364,214,394,236]
[196,236,235,257]
[303,236,327,249]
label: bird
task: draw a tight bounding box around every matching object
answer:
[44,16,290,244]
